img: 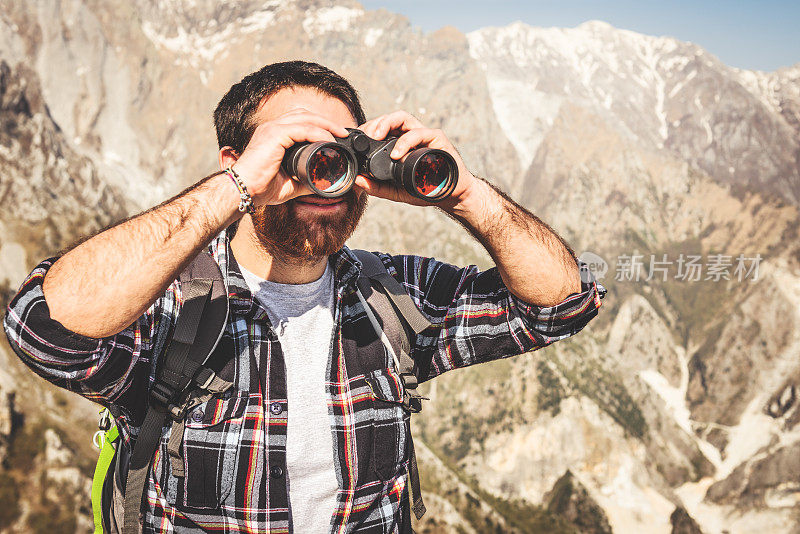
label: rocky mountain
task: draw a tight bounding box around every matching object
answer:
[468,20,800,205]
[0,1,798,533]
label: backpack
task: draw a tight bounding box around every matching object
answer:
[90,249,433,534]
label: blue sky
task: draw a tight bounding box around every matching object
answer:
[359,0,799,71]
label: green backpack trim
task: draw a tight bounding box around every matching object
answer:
[91,410,119,534]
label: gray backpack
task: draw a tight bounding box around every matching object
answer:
[91,249,432,534]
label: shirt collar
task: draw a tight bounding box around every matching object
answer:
[209,224,365,320]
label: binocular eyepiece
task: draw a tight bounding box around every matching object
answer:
[280,128,458,202]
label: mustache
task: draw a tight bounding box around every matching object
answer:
[290,188,359,205]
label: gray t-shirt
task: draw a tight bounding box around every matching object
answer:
[239,261,339,533]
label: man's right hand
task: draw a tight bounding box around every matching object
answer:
[226,108,350,206]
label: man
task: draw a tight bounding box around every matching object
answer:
[4,61,603,533]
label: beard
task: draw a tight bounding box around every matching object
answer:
[250,189,368,262]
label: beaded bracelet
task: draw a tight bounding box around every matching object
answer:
[224,166,255,214]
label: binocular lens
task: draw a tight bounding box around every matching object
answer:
[308,146,350,193]
[413,153,453,198]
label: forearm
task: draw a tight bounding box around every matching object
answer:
[43,171,242,338]
[443,178,581,306]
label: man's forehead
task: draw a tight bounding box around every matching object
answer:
[254,86,358,127]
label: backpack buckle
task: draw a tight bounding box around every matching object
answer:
[150,380,174,409]
[403,392,430,414]
[169,403,187,421]
[98,408,112,431]
[406,397,423,413]
[194,367,216,390]
[400,373,429,414]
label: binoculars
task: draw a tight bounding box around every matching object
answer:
[281,128,458,202]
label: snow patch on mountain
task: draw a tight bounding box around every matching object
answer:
[595,455,675,534]
[303,6,363,37]
[736,69,783,115]
[712,260,800,477]
[142,7,278,66]
[482,78,562,170]
[677,477,793,534]
[0,17,25,64]
[364,27,383,47]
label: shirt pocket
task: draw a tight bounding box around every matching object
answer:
[174,389,248,509]
[365,367,409,481]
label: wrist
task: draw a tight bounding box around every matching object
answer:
[230,160,270,202]
[441,177,497,221]
[223,166,256,215]
[204,171,248,227]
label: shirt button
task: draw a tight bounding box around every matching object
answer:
[270,465,284,479]
[269,402,283,415]
[191,410,204,422]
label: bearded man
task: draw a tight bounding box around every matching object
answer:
[4,61,604,533]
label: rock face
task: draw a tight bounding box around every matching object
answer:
[0,24,125,533]
[40,429,94,533]
[1,1,799,533]
[544,470,613,534]
[0,58,127,267]
[671,506,704,534]
[706,443,800,508]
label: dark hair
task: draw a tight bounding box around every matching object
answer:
[213,60,366,154]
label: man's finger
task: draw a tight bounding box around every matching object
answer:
[278,124,338,149]
[353,174,401,201]
[378,111,425,140]
[358,117,382,138]
[389,128,444,159]
[275,113,349,138]
[286,178,316,200]
[360,111,425,141]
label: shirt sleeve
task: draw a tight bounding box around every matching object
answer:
[377,253,605,382]
[2,257,178,424]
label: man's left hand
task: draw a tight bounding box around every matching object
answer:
[356,110,478,210]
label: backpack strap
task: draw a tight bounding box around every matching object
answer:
[353,250,432,334]
[352,250,433,396]
[92,410,119,534]
[165,374,234,477]
[122,251,228,534]
[351,249,432,525]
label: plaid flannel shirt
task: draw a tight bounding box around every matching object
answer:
[3,226,604,533]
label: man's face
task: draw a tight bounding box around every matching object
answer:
[247,86,367,261]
